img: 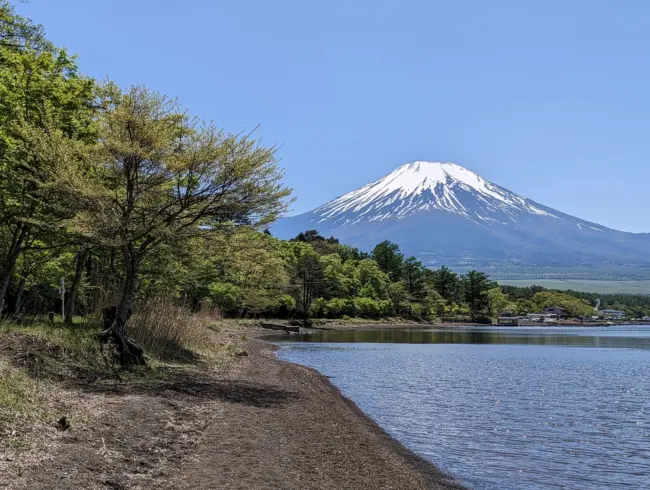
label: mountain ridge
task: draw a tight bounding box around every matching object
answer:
[273,161,650,275]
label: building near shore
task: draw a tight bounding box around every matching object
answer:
[600,309,626,320]
[543,306,569,319]
[526,312,557,322]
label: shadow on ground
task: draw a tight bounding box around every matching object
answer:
[74,369,299,408]
[1,326,297,409]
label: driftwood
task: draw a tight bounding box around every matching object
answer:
[260,322,300,334]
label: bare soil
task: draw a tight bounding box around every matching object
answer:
[4,332,463,490]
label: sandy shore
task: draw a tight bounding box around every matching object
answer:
[10,331,464,490]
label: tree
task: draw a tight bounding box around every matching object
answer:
[64,247,89,324]
[294,248,324,322]
[320,253,351,299]
[388,281,408,315]
[532,291,592,318]
[402,256,427,302]
[38,86,290,364]
[0,2,47,51]
[292,230,324,243]
[487,287,508,318]
[371,240,403,280]
[432,266,461,304]
[463,270,493,320]
[356,258,389,299]
[0,4,96,314]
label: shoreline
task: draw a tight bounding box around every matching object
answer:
[9,326,464,490]
[249,319,649,335]
[253,337,465,489]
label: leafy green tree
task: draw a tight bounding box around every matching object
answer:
[532,291,592,317]
[427,289,447,318]
[38,86,290,364]
[293,248,324,322]
[291,230,324,243]
[371,240,403,280]
[353,297,381,318]
[0,4,96,314]
[321,254,351,299]
[388,281,409,315]
[336,244,367,262]
[463,270,493,320]
[208,282,242,313]
[402,257,427,302]
[356,259,389,299]
[432,266,461,304]
[487,287,508,318]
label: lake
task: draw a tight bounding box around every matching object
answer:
[274,326,650,489]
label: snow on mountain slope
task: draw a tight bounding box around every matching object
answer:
[314,161,556,225]
[273,161,650,271]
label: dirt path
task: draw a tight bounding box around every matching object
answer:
[11,338,463,490]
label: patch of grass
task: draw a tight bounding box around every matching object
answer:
[0,306,252,488]
[0,322,110,382]
[0,366,40,425]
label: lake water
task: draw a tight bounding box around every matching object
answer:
[274,326,650,490]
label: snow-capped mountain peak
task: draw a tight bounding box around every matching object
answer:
[314,161,556,224]
[273,159,650,271]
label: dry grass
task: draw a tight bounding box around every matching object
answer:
[129,298,244,364]
[0,302,248,474]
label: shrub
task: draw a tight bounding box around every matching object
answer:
[325,298,348,318]
[309,298,326,318]
[353,297,380,318]
[208,282,242,313]
[129,297,215,361]
[378,300,393,317]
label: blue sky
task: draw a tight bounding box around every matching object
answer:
[17,0,650,232]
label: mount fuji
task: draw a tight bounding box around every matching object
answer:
[273,162,650,274]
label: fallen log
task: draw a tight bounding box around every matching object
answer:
[260,322,300,334]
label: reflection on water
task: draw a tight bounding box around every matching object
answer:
[282,325,650,349]
[275,326,650,490]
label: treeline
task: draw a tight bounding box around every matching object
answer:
[149,228,627,322]
[0,2,290,364]
[502,286,650,318]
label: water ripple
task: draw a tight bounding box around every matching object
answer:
[277,327,650,489]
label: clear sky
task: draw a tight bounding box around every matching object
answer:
[16,0,650,232]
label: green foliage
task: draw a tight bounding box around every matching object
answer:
[371,240,403,280]
[208,282,243,313]
[487,287,508,318]
[463,270,494,320]
[532,291,593,317]
[0,3,96,313]
[353,297,382,318]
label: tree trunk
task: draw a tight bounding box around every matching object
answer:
[0,224,28,316]
[98,247,145,366]
[13,273,27,316]
[64,248,87,325]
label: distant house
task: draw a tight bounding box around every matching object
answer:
[527,312,557,323]
[498,311,519,325]
[643,316,650,322]
[544,306,569,319]
[601,309,625,320]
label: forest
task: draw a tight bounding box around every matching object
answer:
[1,2,649,367]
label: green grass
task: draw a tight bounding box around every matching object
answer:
[498,279,650,295]
[0,315,246,457]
